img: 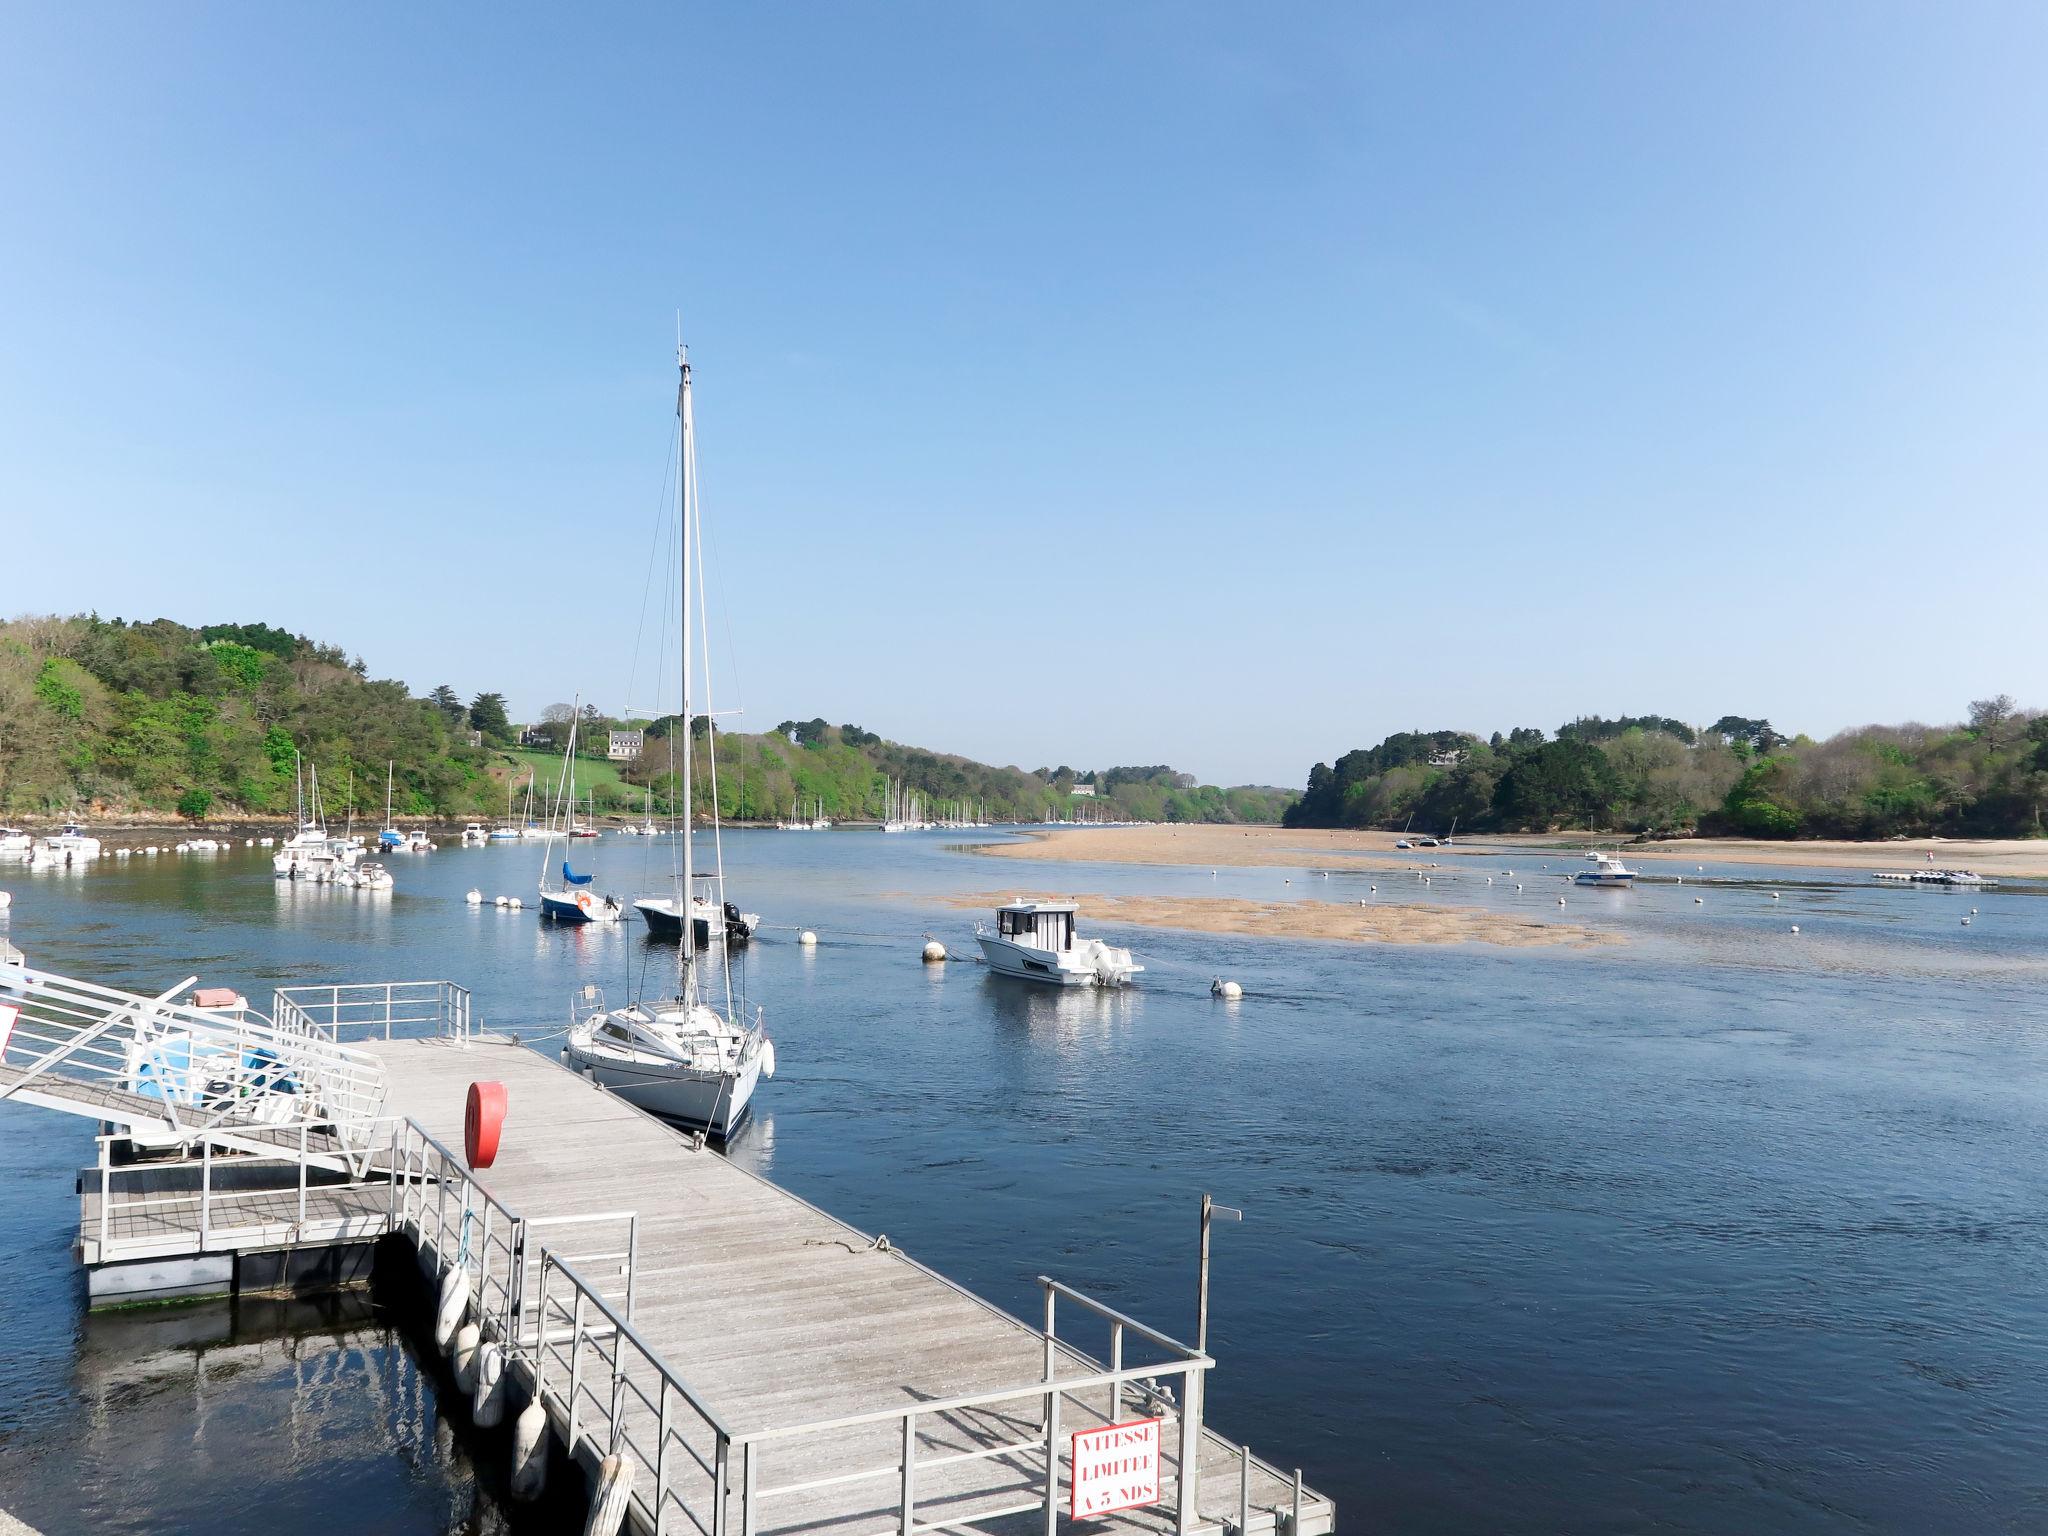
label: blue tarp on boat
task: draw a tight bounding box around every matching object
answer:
[563,862,594,886]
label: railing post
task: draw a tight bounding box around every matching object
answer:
[627,1214,639,1323]
[1109,1321,1123,1428]
[741,1443,757,1536]
[569,1291,586,1451]
[1176,1367,1204,1536]
[713,1437,729,1536]
[608,1335,626,1455]
[534,1261,552,1399]
[200,1135,213,1248]
[1238,1444,1250,1536]
[98,1137,111,1254]
[900,1411,916,1536]
[1042,1280,1056,1386]
[478,1202,494,1317]
[656,1378,673,1534]
[297,1120,309,1226]
[1291,1466,1303,1536]
[1044,1387,1061,1536]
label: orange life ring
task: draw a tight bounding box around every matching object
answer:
[576,891,593,914]
[465,1080,507,1168]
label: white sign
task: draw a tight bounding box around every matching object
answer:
[0,1002,17,1057]
[1070,1417,1161,1519]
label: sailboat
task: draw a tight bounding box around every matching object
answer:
[378,761,404,850]
[537,715,625,923]
[567,335,774,1132]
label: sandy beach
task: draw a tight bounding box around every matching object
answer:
[939,890,1617,949]
[979,824,2048,878]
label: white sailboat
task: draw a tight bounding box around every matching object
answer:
[567,335,774,1133]
[537,713,624,924]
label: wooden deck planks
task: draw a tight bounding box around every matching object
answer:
[364,1035,1331,1536]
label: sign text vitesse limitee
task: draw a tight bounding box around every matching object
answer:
[1071,1417,1162,1519]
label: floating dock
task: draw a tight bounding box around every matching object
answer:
[6,971,1335,1536]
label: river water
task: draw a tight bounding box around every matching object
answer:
[2,830,2044,1534]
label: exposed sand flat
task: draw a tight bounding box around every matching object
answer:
[941,890,1618,949]
[979,824,2048,878]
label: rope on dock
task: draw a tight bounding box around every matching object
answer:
[805,1232,893,1255]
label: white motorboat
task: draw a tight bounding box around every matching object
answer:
[0,827,32,856]
[1912,868,1987,886]
[32,822,102,865]
[462,823,490,847]
[271,758,367,882]
[975,900,1142,987]
[635,876,759,946]
[1573,851,1637,887]
[565,337,775,1133]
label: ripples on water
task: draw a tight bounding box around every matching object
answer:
[1,833,2045,1534]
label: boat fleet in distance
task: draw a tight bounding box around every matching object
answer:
[1873,868,1990,886]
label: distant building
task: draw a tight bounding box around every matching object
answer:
[1069,783,1095,798]
[469,729,485,748]
[518,726,549,747]
[608,730,645,762]
[1427,749,1467,768]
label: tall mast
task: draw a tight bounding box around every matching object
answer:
[678,336,696,994]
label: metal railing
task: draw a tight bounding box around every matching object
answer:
[274,980,473,1046]
[722,1276,1215,1536]
[1,968,390,1170]
[86,1117,409,1262]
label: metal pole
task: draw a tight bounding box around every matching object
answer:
[1238,1444,1250,1536]
[1291,1467,1303,1536]
[201,1136,212,1247]
[1196,1194,1242,1356]
[570,1291,586,1451]
[1109,1321,1124,1428]
[1176,1367,1204,1536]
[900,1411,917,1536]
[657,1380,673,1535]
[1044,1386,1061,1536]
[98,1137,110,1253]
[742,1443,757,1536]
[1042,1280,1057,1384]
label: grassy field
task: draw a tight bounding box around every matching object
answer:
[494,747,637,801]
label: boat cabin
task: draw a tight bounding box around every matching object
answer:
[993,900,1079,953]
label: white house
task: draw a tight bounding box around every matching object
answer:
[608,730,645,762]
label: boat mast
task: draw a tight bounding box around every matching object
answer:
[678,336,696,1000]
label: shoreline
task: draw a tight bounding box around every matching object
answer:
[975,824,2048,878]
[934,889,1619,950]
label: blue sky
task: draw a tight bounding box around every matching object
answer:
[3,5,2042,786]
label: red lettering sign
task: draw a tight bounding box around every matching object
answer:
[1070,1417,1162,1519]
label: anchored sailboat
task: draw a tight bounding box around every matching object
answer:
[566,336,774,1132]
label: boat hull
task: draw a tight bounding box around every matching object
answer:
[1572,873,1635,887]
[541,891,625,924]
[561,1045,761,1135]
[976,934,1097,986]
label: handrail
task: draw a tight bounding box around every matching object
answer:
[1039,1275,1208,1361]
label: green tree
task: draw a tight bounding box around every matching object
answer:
[468,692,512,741]
[176,786,213,820]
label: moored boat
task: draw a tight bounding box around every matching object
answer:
[1573,851,1637,887]
[975,899,1142,987]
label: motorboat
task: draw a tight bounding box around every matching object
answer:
[462,823,490,847]
[976,900,1142,987]
[1573,851,1637,887]
[636,877,759,946]
[0,827,32,856]
[563,337,775,1133]
[32,822,102,865]
[406,830,435,853]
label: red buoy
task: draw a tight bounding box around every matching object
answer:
[465,1081,508,1169]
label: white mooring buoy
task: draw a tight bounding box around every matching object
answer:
[473,1342,508,1428]
[0,891,10,910]
[1694,896,1703,904]
[1790,925,1801,934]
[507,897,523,910]
[799,930,818,947]
[1211,978,1243,1000]
[451,1322,481,1396]
[585,1453,636,1536]
[922,940,946,963]
[466,888,483,905]
[1961,916,1972,926]
[1557,896,1566,906]
[510,1398,550,1500]
[433,1266,469,1352]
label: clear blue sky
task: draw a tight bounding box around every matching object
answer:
[3,5,2043,787]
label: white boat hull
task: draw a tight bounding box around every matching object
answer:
[541,890,626,923]
[562,1044,762,1134]
[976,933,1139,987]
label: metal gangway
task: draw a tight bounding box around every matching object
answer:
[0,968,441,1175]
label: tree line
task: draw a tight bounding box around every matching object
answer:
[1283,701,2048,839]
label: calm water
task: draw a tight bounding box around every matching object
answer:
[2,831,2046,1534]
